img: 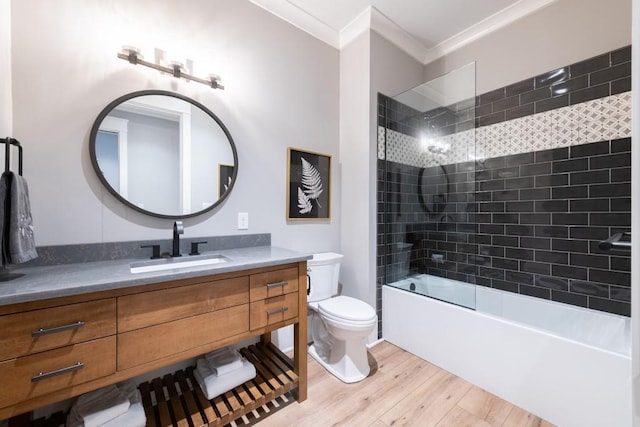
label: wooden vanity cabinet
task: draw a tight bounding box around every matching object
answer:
[0,337,116,409]
[0,299,116,361]
[117,275,251,370]
[249,266,300,329]
[0,261,308,422]
[0,299,117,409]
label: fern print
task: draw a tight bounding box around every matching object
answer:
[300,157,323,208]
[288,148,330,220]
[297,187,312,214]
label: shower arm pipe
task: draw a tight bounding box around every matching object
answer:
[598,232,632,251]
[117,49,224,90]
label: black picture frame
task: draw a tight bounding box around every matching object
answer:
[219,164,234,198]
[287,148,331,220]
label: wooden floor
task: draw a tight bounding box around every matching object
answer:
[257,341,554,427]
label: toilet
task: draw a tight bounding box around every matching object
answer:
[307,252,377,383]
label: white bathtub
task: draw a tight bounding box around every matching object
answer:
[391,274,476,310]
[383,278,631,427]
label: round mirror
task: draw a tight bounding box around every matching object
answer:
[89,90,238,219]
[417,166,449,214]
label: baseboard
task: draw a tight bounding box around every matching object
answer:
[367,338,385,349]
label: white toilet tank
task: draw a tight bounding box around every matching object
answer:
[308,252,343,303]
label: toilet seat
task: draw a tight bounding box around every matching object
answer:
[319,310,378,330]
[318,295,376,322]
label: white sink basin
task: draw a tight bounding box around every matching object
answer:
[130,254,229,274]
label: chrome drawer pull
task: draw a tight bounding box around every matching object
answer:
[267,307,288,316]
[266,281,287,289]
[31,362,84,382]
[32,321,85,337]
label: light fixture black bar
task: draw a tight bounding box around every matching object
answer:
[117,50,224,90]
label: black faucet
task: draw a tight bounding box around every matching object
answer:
[172,221,184,257]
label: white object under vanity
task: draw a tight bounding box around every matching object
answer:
[0,246,309,426]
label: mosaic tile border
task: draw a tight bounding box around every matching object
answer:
[380,91,632,167]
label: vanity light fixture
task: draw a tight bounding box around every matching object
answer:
[117,46,224,90]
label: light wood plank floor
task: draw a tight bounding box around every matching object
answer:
[259,341,554,427]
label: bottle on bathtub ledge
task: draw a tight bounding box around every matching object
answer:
[431,253,445,264]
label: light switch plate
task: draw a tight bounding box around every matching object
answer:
[237,212,249,230]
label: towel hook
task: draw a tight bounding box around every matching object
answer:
[3,137,23,176]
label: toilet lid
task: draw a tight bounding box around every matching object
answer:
[318,296,377,322]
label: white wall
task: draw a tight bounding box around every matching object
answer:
[368,32,423,312]
[339,29,423,338]
[0,0,11,137]
[10,0,340,252]
[339,32,371,306]
[424,0,632,94]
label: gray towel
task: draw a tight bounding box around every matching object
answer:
[5,172,37,264]
[0,173,8,266]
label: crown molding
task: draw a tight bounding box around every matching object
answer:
[250,0,558,64]
[339,7,372,49]
[248,0,340,48]
[368,7,428,63]
[339,6,428,63]
[422,0,558,64]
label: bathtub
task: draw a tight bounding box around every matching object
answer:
[390,274,476,310]
[383,277,631,427]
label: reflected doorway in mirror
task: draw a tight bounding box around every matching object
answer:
[89,90,238,219]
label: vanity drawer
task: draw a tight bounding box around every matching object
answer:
[249,267,299,302]
[0,336,116,408]
[118,304,249,370]
[118,276,249,332]
[250,292,299,330]
[0,299,116,361]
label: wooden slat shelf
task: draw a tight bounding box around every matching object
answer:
[143,342,298,427]
[25,343,298,427]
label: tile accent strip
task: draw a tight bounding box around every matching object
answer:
[379,91,631,166]
[470,45,630,131]
[379,45,631,142]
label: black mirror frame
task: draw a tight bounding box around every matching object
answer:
[89,90,238,219]
[417,165,450,215]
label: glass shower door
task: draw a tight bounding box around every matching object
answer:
[381,63,477,309]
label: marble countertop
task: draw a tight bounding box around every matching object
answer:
[0,246,311,307]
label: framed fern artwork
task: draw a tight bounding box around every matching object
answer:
[287,148,331,220]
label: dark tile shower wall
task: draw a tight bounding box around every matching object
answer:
[385,139,631,316]
[474,44,631,127]
[377,45,632,320]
